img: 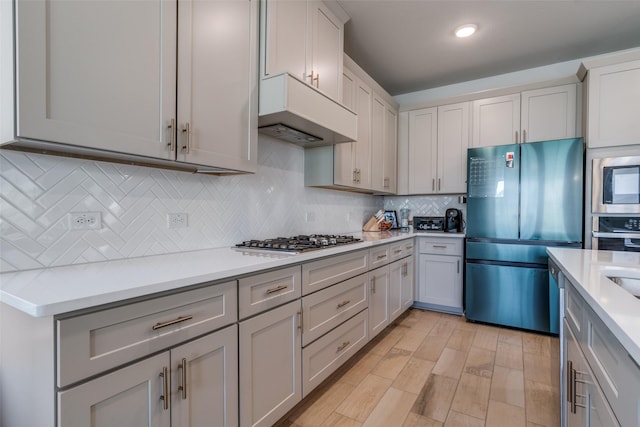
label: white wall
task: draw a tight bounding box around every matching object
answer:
[0,137,381,272]
[394,59,583,106]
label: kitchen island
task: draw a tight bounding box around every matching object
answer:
[547,247,640,427]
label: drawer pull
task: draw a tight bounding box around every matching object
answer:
[432,245,447,249]
[179,358,187,400]
[336,300,351,309]
[337,341,350,352]
[394,249,402,254]
[266,284,289,294]
[377,254,387,260]
[152,315,193,331]
[160,367,170,410]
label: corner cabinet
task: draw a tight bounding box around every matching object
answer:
[261,0,345,101]
[586,59,640,148]
[304,55,399,194]
[471,84,578,147]
[14,0,258,173]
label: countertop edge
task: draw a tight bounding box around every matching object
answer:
[1,232,442,318]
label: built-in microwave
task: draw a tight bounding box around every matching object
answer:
[592,155,640,214]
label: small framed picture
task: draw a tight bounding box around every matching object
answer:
[384,210,398,229]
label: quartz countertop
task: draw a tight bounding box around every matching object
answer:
[547,248,640,365]
[0,231,429,318]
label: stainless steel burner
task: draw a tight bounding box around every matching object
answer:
[235,235,360,253]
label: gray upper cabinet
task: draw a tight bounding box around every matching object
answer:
[14,0,258,173]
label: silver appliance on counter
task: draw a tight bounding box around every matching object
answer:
[465,138,584,334]
[413,216,445,231]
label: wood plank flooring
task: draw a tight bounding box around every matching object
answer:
[277,308,560,427]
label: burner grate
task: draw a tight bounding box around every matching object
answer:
[235,235,360,253]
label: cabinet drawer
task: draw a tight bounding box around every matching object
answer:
[418,237,462,255]
[239,266,302,319]
[370,244,391,268]
[302,249,368,295]
[302,309,368,397]
[583,302,640,427]
[390,239,415,262]
[57,281,237,388]
[302,273,368,346]
[565,282,586,340]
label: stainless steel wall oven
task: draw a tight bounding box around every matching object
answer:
[592,155,640,214]
[592,216,640,252]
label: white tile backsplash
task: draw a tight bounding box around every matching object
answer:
[0,136,382,272]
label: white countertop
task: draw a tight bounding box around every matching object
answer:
[547,248,640,365]
[0,231,453,318]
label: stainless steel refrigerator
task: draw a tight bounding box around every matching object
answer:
[465,137,583,334]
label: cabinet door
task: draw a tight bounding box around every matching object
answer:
[389,260,404,321]
[472,94,521,147]
[408,107,438,194]
[417,254,462,311]
[178,0,257,172]
[171,325,238,427]
[58,352,171,427]
[16,0,176,159]
[384,103,398,193]
[369,266,390,338]
[587,60,640,148]
[239,300,302,427]
[521,84,577,143]
[334,68,356,186]
[308,1,343,100]
[262,0,307,80]
[437,102,470,193]
[401,256,415,310]
[353,79,373,189]
[371,94,386,192]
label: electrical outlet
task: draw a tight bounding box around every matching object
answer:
[167,213,188,229]
[305,212,316,222]
[69,212,102,230]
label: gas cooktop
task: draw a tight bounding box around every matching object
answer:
[235,235,361,253]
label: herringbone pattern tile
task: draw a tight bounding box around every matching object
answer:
[0,137,382,272]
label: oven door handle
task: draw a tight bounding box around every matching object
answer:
[592,232,640,239]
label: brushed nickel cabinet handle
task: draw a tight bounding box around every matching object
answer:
[377,254,387,260]
[432,245,447,249]
[457,260,460,274]
[515,130,519,144]
[522,129,527,143]
[337,341,350,352]
[336,300,351,309]
[179,358,187,400]
[371,276,376,294]
[314,73,319,88]
[167,118,175,151]
[353,169,357,183]
[438,178,441,191]
[152,315,193,331]
[160,367,169,410]
[432,178,435,191]
[384,177,390,188]
[266,284,288,294]
[567,361,573,406]
[297,311,302,331]
[181,122,191,153]
[394,249,402,254]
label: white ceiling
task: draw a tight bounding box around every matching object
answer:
[337,0,640,96]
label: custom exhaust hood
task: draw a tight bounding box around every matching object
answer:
[258,72,357,147]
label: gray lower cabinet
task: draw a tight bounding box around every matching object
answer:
[562,281,640,427]
[239,299,302,427]
[368,263,391,338]
[415,236,463,314]
[59,325,239,427]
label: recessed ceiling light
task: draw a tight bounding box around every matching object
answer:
[455,24,477,38]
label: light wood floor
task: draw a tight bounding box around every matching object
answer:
[277,308,560,427]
